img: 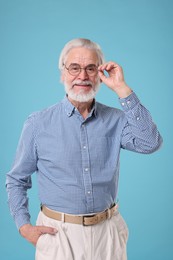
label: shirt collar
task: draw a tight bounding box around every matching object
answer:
[62,95,97,118]
[91,100,97,117]
[62,96,75,117]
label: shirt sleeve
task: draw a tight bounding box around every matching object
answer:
[119,92,163,153]
[6,114,38,230]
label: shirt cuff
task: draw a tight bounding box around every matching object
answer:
[119,92,140,111]
[15,213,31,231]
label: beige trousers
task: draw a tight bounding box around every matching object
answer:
[35,210,128,260]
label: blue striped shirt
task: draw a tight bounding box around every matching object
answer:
[6,92,162,229]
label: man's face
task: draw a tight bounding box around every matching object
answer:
[61,47,101,102]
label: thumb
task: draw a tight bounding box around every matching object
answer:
[98,71,106,80]
[38,226,58,235]
[98,71,109,84]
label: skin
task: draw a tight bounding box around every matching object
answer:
[19,46,132,246]
[61,47,132,118]
[61,47,101,118]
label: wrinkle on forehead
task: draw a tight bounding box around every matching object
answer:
[72,57,95,64]
[65,47,98,66]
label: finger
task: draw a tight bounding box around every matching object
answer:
[98,71,109,82]
[37,226,58,235]
[98,62,118,72]
[98,66,114,80]
[98,65,116,76]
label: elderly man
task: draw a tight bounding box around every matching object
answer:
[6,38,162,260]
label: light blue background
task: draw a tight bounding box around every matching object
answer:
[1,0,172,259]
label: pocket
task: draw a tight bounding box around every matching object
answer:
[36,234,47,250]
[113,212,129,246]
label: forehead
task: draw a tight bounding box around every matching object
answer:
[65,47,98,65]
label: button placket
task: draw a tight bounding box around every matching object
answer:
[80,123,94,212]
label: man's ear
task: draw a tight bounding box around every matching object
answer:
[61,72,65,83]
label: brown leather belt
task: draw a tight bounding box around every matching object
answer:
[41,204,118,226]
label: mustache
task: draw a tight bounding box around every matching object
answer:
[72,80,93,87]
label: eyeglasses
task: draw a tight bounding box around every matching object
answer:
[64,63,98,76]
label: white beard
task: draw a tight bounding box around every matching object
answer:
[64,79,101,102]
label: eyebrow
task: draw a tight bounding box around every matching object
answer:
[69,63,98,67]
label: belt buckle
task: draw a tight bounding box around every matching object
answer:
[83,214,95,226]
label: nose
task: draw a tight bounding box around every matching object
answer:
[78,68,89,80]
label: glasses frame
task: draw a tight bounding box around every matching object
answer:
[64,63,99,76]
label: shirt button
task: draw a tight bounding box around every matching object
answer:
[83,145,87,149]
[87,191,91,194]
[127,100,131,105]
[136,117,140,120]
[121,102,125,106]
[84,168,89,172]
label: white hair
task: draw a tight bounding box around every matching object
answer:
[64,78,101,102]
[58,38,105,70]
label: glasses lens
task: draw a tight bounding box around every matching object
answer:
[68,64,80,75]
[67,64,98,76]
[86,65,97,76]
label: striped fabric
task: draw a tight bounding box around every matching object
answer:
[6,92,162,229]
